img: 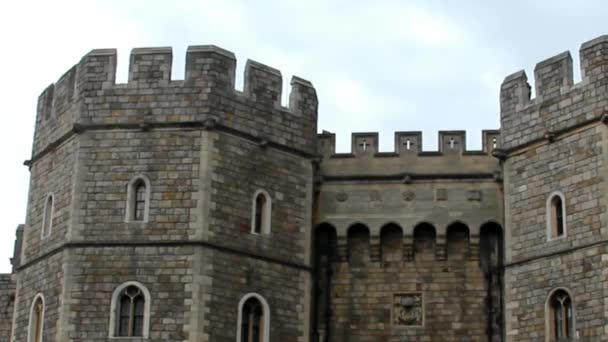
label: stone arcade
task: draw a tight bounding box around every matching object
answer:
[1,35,607,341]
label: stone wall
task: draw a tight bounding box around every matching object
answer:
[11,253,64,342]
[0,274,15,342]
[22,139,76,263]
[314,139,504,341]
[329,250,487,341]
[74,129,202,241]
[500,35,608,341]
[207,131,313,264]
[64,246,195,341]
[204,251,310,342]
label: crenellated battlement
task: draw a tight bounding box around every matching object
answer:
[317,130,501,179]
[31,45,318,159]
[500,35,608,151]
[71,46,314,112]
[318,130,500,157]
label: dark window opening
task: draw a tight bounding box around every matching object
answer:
[116,285,145,337]
[241,297,264,342]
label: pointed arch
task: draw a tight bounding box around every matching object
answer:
[413,222,436,261]
[545,287,576,341]
[236,293,271,342]
[347,223,370,265]
[125,175,151,223]
[446,222,470,261]
[380,223,403,262]
[251,189,272,235]
[27,293,45,342]
[109,281,151,338]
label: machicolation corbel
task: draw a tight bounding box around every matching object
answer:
[258,139,269,149]
[491,148,506,161]
[601,112,608,125]
[203,117,218,130]
[72,123,84,134]
[139,123,151,132]
[493,171,503,183]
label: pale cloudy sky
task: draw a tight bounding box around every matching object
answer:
[0,0,606,272]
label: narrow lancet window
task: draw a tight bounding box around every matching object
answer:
[241,298,264,342]
[254,194,265,234]
[28,295,44,342]
[41,195,53,239]
[553,196,564,236]
[237,294,270,342]
[251,190,271,234]
[134,180,146,221]
[547,192,566,240]
[126,175,151,223]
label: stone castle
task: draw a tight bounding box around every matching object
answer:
[0,34,607,342]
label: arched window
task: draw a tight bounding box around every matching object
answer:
[413,223,436,261]
[27,294,44,342]
[446,222,470,261]
[125,175,151,223]
[547,192,566,240]
[41,194,54,239]
[134,181,146,221]
[347,223,370,265]
[237,293,270,342]
[251,190,271,234]
[109,281,151,338]
[380,223,403,263]
[546,288,575,341]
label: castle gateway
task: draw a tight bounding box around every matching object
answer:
[1,35,608,342]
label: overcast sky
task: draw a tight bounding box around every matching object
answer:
[0,0,606,272]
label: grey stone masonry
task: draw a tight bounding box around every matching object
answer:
[501,35,608,341]
[13,45,318,342]
[5,34,608,342]
[0,274,15,342]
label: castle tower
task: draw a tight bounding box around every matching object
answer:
[9,46,318,341]
[500,36,608,341]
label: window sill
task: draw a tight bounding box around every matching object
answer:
[547,235,567,242]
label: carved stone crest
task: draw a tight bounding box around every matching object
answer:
[394,293,423,326]
[335,192,348,202]
[436,189,448,201]
[466,190,482,201]
[402,191,415,202]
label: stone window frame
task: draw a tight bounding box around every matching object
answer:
[236,293,271,342]
[108,281,152,339]
[546,191,567,241]
[391,292,425,329]
[125,175,151,223]
[250,190,272,235]
[41,193,54,239]
[27,293,45,342]
[544,287,576,341]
